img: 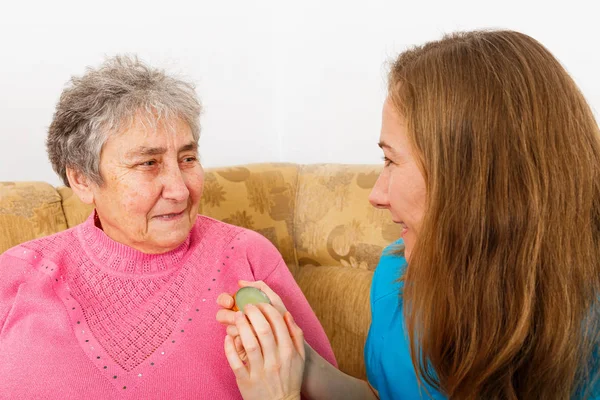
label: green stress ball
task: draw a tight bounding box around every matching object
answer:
[233,287,271,313]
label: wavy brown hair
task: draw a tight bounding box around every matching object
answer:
[388,30,600,399]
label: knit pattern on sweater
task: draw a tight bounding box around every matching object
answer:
[20,215,237,372]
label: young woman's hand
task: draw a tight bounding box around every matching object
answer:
[224,303,305,400]
[216,280,289,361]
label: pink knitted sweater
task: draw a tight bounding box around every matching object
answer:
[0,213,336,399]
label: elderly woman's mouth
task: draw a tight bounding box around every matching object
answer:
[153,210,186,220]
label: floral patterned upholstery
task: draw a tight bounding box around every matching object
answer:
[0,163,401,380]
[199,163,299,274]
[0,181,68,253]
[294,164,401,270]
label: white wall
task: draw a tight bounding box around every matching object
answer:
[1,0,599,186]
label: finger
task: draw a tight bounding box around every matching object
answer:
[284,311,306,360]
[217,292,235,309]
[238,280,287,313]
[235,310,264,371]
[234,335,247,362]
[257,303,296,356]
[224,335,249,380]
[226,324,239,337]
[227,320,257,339]
[216,308,237,326]
[245,304,279,370]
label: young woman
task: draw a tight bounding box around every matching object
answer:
[217,30,600,399]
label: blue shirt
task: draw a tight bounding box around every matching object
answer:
[365,240,600,400]
[364,240,445,400]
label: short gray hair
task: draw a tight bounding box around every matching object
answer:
[47,55,202,187]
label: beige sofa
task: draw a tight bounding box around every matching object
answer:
[0,163,401,379]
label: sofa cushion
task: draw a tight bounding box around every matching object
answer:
[294,164,402,271]
[296,264,373,379]
[201,163,300,272]
[0,182,68,253]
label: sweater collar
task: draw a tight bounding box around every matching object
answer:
[76,211,193,274]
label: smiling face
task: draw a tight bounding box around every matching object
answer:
[369,98,427,261]
[70,114,204,254]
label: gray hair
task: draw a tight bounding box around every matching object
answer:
[47,55,202,187]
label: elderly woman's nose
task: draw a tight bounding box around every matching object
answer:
[161,164,190,201]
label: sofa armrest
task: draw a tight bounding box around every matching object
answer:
[295,265,373,380]
[0,182,68,254]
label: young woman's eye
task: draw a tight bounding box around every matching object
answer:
[382,156,393,167]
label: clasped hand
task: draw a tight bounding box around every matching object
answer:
[216,281,306,400]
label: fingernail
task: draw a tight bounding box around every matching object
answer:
[235,311,244,320]
[244,304,255,312]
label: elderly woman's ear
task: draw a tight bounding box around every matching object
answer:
[66,167,95,205]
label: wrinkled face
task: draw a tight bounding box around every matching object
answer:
[89,115,204,254]
[369,98,426,261]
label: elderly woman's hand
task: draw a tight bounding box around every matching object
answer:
[224,303,305,400]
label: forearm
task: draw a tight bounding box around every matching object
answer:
[301,342,377,400]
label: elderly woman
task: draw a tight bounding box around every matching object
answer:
[218,30,600,399]
[0,56,336,399]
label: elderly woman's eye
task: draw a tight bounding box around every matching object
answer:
[182,157,197,163]
[140,160,157,166]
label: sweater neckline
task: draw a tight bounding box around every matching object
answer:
[76,211,193,274]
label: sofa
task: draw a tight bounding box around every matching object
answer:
[0,163,402,379]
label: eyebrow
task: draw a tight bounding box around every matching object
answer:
[378,141,404,159]
[378,141,395,150]
[126,142,198,158]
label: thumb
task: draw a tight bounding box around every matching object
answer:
[284,312,305,360]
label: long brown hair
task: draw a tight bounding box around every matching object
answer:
[389,30,600,399]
